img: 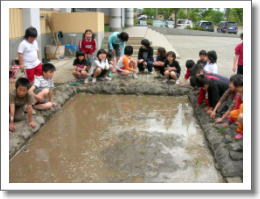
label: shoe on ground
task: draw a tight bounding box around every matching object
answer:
[92,78,97,83]
[105,76,112,81]
[132,74,138,79]
[84,78,89,84]
[235,133,243,139]
[163,78,169,83]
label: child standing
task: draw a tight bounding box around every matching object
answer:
[88,49,111,83]
[204,50,218,74]
[9,78,36,132]
[72,51,91,83]
[232,33,243,74]
[29,63,56,110]
[18,27,42,83]
[108,32,129,61]
[137,39,154,73]
[163,51,181,82]
[78,29,96,64]
[116,46,138,78]
[197,50,207,67]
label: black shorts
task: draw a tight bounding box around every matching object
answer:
[237,65,243,75]
[154,65,165,75]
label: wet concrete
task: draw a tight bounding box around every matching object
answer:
[10,94,224,183]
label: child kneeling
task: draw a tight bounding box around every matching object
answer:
[29,63,56,110]
[116,46,138,78]
[9,77,36,132]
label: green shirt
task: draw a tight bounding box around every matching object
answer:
[9,90,34,108]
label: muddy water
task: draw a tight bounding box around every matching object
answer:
[10,94,224,183]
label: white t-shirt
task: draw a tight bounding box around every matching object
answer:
[34,76,54,89]
[18,39,41,69]
[89,58,110,75]
[204,62,218,74]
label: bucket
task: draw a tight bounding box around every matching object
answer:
[45,45,65,59]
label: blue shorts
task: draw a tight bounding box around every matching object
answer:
[108,43,121,57]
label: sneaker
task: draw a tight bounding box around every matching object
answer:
[132,74,138,79]
[108,72,113,77]
[105,76,112,81]
[84,78,89,84]
[163,78,169,83]
[176,79,180,85]
[235,133,243,139]
[92,78,97,83]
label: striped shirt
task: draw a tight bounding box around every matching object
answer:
[34,76,54,89]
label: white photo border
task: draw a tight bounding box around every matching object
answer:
[1,1,251,190]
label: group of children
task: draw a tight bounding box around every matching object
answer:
[10,27,244,140]
[181,53,243,139]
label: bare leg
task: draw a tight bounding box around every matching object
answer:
[33,102,54,110]
[170,71,177,80]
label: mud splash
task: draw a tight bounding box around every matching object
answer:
[10,94,224,183]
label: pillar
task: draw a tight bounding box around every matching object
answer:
[110,8,122,31]
[121,8,125,28]
[22,8,42,59]
[59,8,71,13]
[125,8,134,27]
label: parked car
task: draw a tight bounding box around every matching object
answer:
[152,20,166,28]
[165,20,175,28]
[176,19,193,29]
[217,21,238,34]
[137,14,147,21]
[138,20,147,26]
[196,21,214,32]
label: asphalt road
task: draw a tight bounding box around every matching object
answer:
[166,35,242,78]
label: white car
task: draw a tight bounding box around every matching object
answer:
[176,19,193,29]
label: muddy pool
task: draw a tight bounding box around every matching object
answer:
[10,94,224,183]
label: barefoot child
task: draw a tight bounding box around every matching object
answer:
[163,51,181,82]
[18,27,42,83]
[72,51,90,83]
[9,78,37,132]
[29,63,56,110]
[78,29,96,64]
[116,46,138,78]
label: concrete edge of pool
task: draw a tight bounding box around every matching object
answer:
[9,80,243,183]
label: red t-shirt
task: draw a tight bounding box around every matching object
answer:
[184,69,191,80]
[78,38,96,55]
[235,42,243,66]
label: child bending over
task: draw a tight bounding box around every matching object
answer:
[9,77,36,132]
